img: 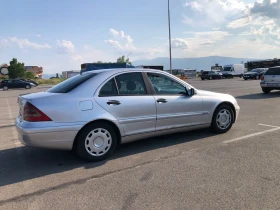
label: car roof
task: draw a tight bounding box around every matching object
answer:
[81,68,165,76]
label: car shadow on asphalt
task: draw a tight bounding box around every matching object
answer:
[236,91,280,100]
[0,128,216,187]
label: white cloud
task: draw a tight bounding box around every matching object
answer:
[9,37,51,49]
[171,38,189,49]
[56,40,75,54]
[184,1,202,11]
[0,37,9,49]
[36,34,41,38]
[182,0,247,27]
[105,29,165,58]
[227,16,252,28]
[109,28,133,43]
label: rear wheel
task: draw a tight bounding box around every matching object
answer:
[262,88,271,94]
[75,122,117,162]
[211,104,234,134]
[3,86,8,91]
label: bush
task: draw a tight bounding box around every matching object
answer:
[36,78,66,85]
[1,75,8,80]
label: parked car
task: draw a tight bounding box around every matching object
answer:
[16,68,240,162]
[18,79,38,86]
[201,71,222,80]
[243,68,267,80]
[260,66,280,94]
[0,79,35,90]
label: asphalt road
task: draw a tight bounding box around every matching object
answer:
[1,78,280,210]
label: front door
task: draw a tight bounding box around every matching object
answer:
[146,72,203,131]
[95,72,156,136]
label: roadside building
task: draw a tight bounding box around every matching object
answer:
[25,66,43,78]
[62,70,80,79]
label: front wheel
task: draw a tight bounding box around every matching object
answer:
[211,104,234,134]
[75,122,117,162]
[262,88,271,94]
[25,85,31,89]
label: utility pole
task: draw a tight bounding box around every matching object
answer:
[168,0,172,74]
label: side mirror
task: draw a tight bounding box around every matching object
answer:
[185,87,195,96]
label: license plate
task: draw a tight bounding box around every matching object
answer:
[267,83,279,86]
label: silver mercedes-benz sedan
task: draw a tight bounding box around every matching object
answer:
[16,68,240,161]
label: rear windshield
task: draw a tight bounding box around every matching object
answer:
[46,73,97,93]
[265,68,280,75]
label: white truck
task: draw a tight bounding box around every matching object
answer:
[221,64,245,78]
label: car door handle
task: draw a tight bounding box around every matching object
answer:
[107,100,121,105]
[157,98,168,103]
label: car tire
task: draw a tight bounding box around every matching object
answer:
[3,86,8,91]
[201,78,205,80]
[209,76,212,80]
[211,104,234,134]
[262,88,271,94]
[25,85,31,89]
[244,78,247,80]
[75,122,117,162]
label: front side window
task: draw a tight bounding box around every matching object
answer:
[147,73,186,95]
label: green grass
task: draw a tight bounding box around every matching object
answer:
[36,78,66,85]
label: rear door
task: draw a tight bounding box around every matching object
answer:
[94,72,157,136]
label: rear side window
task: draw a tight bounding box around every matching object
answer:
[265,68,280,75]
[47,73,97,93]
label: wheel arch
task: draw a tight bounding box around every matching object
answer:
[213,102,236,123]
[72,119,122,150]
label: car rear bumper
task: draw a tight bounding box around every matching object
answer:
[16,117,83,150]
[260,83,280,88]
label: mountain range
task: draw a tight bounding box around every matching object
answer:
[133,56,261,71]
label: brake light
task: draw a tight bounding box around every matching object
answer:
[23,102,52,122]
[260,75,264,81]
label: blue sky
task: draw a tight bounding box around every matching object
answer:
[1,0,280,73]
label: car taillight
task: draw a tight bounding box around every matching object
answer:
[260,75,264,80]
[23,102,52,122]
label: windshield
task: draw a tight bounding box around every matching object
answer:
[223,67,232,71]
[250,69,259,73]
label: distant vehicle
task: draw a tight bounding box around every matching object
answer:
[16,68,240,162]
[17,79,38,86]
[201,71,223,80]
[243,68,267,80]
[221,64,245,78]
[81,63,135,73]
[260,66,280,94]
[0,79,35,91]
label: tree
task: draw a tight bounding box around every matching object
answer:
[24,71,35,79]
[8,58,26,79]
[117,55,132,65]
